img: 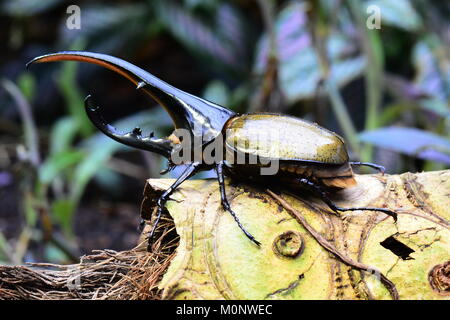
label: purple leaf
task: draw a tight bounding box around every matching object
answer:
[359,127,450,165]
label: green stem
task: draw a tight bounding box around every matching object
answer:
[326,80,361,155]
[347,0,384,162]
[308,1,360,156]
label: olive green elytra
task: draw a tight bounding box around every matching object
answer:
[225,114,348,164]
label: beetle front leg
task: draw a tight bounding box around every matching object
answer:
[147,162,201,251]
[215,162,261,246]
[297,178,397,221]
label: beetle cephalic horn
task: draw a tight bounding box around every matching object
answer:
[27,51,236,145]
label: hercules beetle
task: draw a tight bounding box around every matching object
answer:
[28,51,397,249]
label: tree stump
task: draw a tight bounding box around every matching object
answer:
[1,170,449,300]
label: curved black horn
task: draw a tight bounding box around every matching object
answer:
[84,95,173,158]
[27,51,236,145]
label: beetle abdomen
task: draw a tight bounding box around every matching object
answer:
[225,114,349,164]
[279,162,356,189]
[314,163,357,188]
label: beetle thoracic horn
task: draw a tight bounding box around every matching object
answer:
[84,95,173,158]
[26,51,236,146]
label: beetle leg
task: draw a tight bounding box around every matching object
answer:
[159,162,176,175]
[147,162,201,251]
[215,162,261,246]
[349,161,385,175]
[298,178,397,222]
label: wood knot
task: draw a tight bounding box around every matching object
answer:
[273,231,304,258]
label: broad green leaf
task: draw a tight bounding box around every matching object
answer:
[203,80,230,107]
[49,116,80,155]
[59,4,148,53]
[255,2,366,103]
[51,199,76,238]
[17,73,36,101]
[154,0,246,73]
[1,0,63,16]
[57,59,93,137]
[359,127,450,165]
[44,243,71,264]
[412,39,450,117]
[0,232,11,263]
[38,150,85,185]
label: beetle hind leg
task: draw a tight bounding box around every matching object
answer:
[298,178,397,222]
[215,162,261,246]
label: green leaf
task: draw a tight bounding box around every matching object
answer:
[38,150,85,185]
[51,199,76,238]
[154,0,246,73]
[49,116,80,155]
[255,2,366,103]
[57,59,93,137]
[1,0,63,16]
[16,73,36,101]
[359,127,450,165]
[59,4,148,53]
[44,243,70,264]
[203,80,229,106]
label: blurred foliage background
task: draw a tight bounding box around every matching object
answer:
[0,0,448,265]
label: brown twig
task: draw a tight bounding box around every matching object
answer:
[266,189,399,300]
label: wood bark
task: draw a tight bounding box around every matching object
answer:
[1,170,449,300]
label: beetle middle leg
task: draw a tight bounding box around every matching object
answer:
[297,177,397,221]
[215,162,261,246]
[147,162,201,251]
